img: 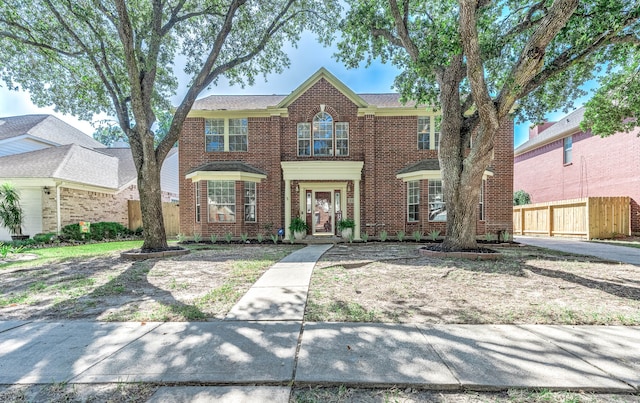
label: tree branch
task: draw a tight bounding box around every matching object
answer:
[387,0,420,61]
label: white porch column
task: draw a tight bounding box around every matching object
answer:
[284,179,292,239]
[354,179,361,240]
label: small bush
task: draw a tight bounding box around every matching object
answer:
[61,222,132,242]
[33,233,57,243]
[379,230,388,242]
[361,232,368,243]
[210,234,218,244]
[396,230,405,242]
[428,229,441,241]
[412,230,422,242]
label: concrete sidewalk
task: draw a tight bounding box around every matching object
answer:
[0,321,638,400]
[1,244,639,402]
[515,236,640,265]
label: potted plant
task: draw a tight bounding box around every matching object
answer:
[289,216,308,240]
[0,183,27,240]
[337,218,355,239]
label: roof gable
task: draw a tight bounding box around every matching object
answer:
[0,114,104,149]
[276,68,369,109]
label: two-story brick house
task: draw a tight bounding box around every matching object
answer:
[179,68,513,240]
[514,107,640,233]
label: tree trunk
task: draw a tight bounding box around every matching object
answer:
[130,128,168,251]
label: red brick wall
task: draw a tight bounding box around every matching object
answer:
[179,77,515,238]
[514,128,640,232]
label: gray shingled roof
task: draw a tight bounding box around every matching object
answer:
[0,114,105,149]
[187,161,267,176]
[515,107,585,155]
[191,93,425,111]
[95,147,138,187]
[397,159,440,175]
[0,144,121,189]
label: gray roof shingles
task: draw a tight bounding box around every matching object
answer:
[187,161,267,176]
[0,114,104,149]
[515,107,585,155]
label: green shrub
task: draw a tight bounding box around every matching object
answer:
[61,222,131,241]
[379,230,388,242]
[396,230,405,242]
[33,233,56,243]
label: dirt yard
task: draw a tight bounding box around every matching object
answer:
[0,244,299,321]
[307,243,640,325]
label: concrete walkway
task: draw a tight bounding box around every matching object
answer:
[1,244,639,402]
[515,236,640,265]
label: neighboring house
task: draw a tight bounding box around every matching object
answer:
[179,68,513,239]
[0,115,179,240]
[514,107,640,233]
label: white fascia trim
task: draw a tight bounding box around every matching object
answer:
[397,170,494,182]
[281,161,364,181]
[186,171,267,183]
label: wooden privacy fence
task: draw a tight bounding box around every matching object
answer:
[513,197,630,240]
[128,200,180,237]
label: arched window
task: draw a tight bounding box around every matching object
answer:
[297,112,349,157]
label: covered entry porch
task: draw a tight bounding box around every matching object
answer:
[281,161,363,240]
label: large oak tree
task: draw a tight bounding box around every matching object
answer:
[338,0,640,250]
[0,0,338,250]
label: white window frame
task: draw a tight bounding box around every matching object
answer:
[563,136,572,164]
[407,180,420,222]
[244,181,257,222]
[195,182,201,222]
[205,118,248,152]
[298,112,349,157]
[418,116,430,150]
[479,179,485,221]
[428,179,446,222]
[207,180,236,223]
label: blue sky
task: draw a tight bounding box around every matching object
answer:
[0,32,589,148]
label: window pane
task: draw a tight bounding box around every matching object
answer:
[428,180,446,222]
[207,180,236,222]
[408,181,420,222]
[418,116,430,150]
[244,181,256,222]
[229,134,247,151]
[205,118,224,135]
[206,135,224,152]
[229,118,247,135]
[563,136,572,164]
[195,183,200,222]
[434,116,442,150]
[313,112,333,156]
[336,122,349,156]
[297,123,311,156]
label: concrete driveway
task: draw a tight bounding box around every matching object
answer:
[515,236,640,265]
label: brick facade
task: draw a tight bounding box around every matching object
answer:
[515,124,640,233]
[179,70,514,238]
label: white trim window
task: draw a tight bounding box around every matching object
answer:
[298,112,349,156]
[205,118,224,152]
[195,183,201,222]
[244,181,256,222]
[434,116,441,150]
[563,136,572,164]
[428,180,446,222]
[205,118,248,152]
[207,180,236,222]
[418,116,430,150]
[479,179,485,221]
[407,180,420,222]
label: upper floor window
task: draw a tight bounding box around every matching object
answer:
[205,118,248,152]
[417,116,441,150]
[297,112,349,156]
[563,136,572,164]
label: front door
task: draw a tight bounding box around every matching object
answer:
[313,191,333,235]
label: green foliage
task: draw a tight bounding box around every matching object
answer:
[0,0,340,250]
[289,216,309,232]
[0,182,24,235]
[210,234,218,244]
[176,233,186,243]
[225,232,233,244]
[412,231,422,242]
[256,233,264,243]
[192,233,202,243]
[0,242,23,258]
[61,222,132,242]
[428,230,441,241]
[484,233,497,242]
[33,233,56,244]
[396,230,405,242]
[582,53,640,137]
[361,232,369,243]
[337,218,355,231]
[513,190,532,206]
[379,230,388,242]
[240,233,249,243]
[271,234,279,244]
